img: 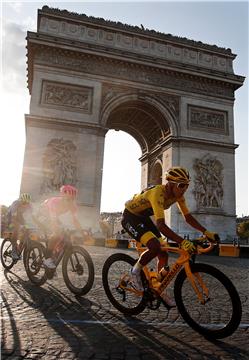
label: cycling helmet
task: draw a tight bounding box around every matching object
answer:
[165,166,190,184]
[60,185,77,197]
[20,193,32,203]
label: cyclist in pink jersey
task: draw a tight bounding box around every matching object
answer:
[38,185,87,269]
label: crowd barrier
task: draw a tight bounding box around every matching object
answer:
[94,238,248,258]
[105,238,131,249]
[83,236,130,248]
[219,244,240,257]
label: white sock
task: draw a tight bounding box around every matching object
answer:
[132,261,143,274]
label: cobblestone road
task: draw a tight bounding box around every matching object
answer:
[1,245,249,359]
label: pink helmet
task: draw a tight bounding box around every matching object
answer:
[60,185,78,198]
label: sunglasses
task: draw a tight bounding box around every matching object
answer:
[170,181,189,189]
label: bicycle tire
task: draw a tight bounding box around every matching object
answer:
[174,263,242,339]
[102,253,147,316]
[0,238,16,270]
[62,246,94,295]
[23,243,29,270]
[25,242,47,286]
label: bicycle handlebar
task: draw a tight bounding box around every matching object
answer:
[159,236,218,255]
[193,236,217,254]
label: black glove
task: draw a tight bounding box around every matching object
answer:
[204,230,220,243]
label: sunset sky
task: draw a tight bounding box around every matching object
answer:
[0,1,248,215]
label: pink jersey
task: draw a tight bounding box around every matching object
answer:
[42,196,78,218]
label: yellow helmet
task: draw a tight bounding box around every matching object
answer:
[165,166,190,184]
[20,193,32,203]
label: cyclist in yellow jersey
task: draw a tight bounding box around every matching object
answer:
[121,166,219,307]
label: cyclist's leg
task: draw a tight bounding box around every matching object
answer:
[9,223,21,260]
[122,210,162,265]
[43,234,57,269]
[39,215,57,258]
[17,225,27,253]
[141,217,168,272]
[10,224,18,251]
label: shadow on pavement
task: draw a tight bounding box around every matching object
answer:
[2,267,249,360]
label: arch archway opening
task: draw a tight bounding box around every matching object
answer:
[105,99,171,155]
[149,162,163,186]
[100,130,141,212]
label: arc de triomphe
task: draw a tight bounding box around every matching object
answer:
[21,6,244,239]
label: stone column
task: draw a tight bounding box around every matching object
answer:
[21,116,106,232]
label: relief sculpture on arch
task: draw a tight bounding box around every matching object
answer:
[193,154,223,210]
[40,138,78,194]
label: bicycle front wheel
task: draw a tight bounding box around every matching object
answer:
[25,242,47,286]
[62,246,94,295]
[174,263,242,339]
[102,253,147,316]
[1,238,16,270]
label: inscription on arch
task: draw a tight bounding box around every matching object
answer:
[188,105,228,134]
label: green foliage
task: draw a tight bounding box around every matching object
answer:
[237,221,249,238]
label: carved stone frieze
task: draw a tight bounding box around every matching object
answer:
[188,105,228,134]
[193,154,223,209]
[41,80,93,113]
[39,11,234,74]
[101,84,133,110]
[35,48,234,99]
[155,94,179,122]
[101,83,179,122]
[40,138,77,193]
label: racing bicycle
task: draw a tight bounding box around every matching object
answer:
[25,230,94,296]
[102,237,242,339]
[0,228,39,271]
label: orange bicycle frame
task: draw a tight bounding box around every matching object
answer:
[134,240,215,304]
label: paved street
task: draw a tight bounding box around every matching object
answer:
[1,245,249,360]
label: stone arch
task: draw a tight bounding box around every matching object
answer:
[22,6,244,238]
[101,93,178,155]
[100,93,179,136]
[149,160,163,185]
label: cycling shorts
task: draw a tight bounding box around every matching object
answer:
[121,209,164,246]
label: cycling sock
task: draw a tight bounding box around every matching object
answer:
[132,261,143,274]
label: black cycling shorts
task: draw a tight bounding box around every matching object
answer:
[121,209,161,244]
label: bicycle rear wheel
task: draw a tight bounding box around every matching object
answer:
[25,242,47,286]
[102,253,147,315]
[62,246,94,295]
[174,263,242,339]
[0,238,16,270]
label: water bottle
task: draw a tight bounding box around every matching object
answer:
[157,265,170,282]
[150,269,159,288]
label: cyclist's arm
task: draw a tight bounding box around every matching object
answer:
[184,213,206,233]
[177,197,206,233]
[156,218,184,243]
[148,188,184,243]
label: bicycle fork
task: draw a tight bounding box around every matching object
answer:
[184,263,209,304]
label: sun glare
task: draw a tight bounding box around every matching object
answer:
[0,92,27,206]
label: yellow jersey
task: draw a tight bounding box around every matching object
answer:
[125,185,190,221]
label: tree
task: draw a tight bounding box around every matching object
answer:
[237,220,249,238]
